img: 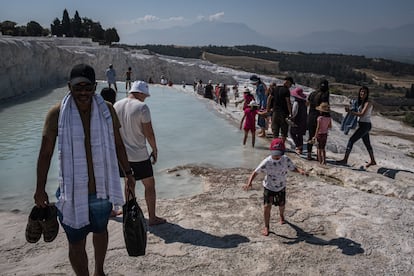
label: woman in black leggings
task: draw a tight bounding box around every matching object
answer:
[337,86,377,167]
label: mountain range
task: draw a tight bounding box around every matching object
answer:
[121,21,414,64]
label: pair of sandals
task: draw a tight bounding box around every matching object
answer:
[25,205,59,243]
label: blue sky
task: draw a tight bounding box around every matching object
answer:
[2,0,414,42]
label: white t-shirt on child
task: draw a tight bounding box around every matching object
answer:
[254,155,296,192]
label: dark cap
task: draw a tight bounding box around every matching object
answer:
[70,64,96,85]
[284,76,295,85]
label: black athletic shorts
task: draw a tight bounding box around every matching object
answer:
[263,187,286,206]
[119,158,153,180]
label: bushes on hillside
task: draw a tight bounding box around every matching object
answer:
[403,112,414,127]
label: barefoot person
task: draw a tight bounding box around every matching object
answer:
[105,64,117,92]
[243,138,308,236]
[313,102,332,165]
[114,80,166,226]
[240,101,267,147]
[337,86,377,167]
[34,64,135,275]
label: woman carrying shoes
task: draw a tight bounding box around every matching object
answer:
[337,86,377,167]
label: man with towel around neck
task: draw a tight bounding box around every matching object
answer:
[34,64,135,276]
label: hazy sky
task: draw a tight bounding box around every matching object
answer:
[2,0,414,42]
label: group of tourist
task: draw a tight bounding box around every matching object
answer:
[195,79,230,107]
[239,75,376,167]
[105,64,133,94]
[193,74,376,167]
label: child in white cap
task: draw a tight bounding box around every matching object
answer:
[243,138,308,236]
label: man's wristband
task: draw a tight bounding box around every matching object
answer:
[125,168,134,176]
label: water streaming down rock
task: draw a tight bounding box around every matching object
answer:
[0,83,271,213]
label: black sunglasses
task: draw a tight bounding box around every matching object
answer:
[72,84,95,92]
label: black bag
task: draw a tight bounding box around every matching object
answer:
[122,189,147,256]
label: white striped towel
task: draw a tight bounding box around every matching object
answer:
[56,92,124,229]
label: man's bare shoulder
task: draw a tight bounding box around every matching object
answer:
[46,102,61,117]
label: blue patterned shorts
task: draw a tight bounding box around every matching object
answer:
[57,194,112,243]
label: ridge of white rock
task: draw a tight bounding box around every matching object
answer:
[0,36,235,100]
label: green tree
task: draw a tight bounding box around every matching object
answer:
[15,26,27,36]
[80,18,92,37]
[403,112,414,127]
[26,21,43,36]
[411,84,414,98]
[407,84,414,98]
[90,22,104,42]
[72,11,82,37]
[104,28,119,45]
[0,20,18,35]
[42,28,50,36]
[50,18,62,36]
[61,9,71,37]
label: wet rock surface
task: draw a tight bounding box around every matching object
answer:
[1,163,413,275]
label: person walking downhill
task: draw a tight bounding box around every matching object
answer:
[114,80,166,226]
[289,87,308,154]
[34,64,135,276]
[267,77,294,141]
[243,138,308,236]
[336,86,377,168]
[306,79,330,160]
[105,64,117,92]
[313,102,332,165]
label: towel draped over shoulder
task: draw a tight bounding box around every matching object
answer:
[56,93,124,229]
